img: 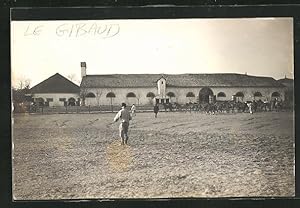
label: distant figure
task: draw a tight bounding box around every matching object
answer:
[154,104,159,118]
[131,104,136,117]
[242,102,247,113]
[114,103,132,145]
[252,100,257,112]
[247,102,253,114]
[274,99,282,112]
[263,100,269,111]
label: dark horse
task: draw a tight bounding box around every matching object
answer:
[163,103,173,112]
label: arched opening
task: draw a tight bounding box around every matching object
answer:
[126,92,137,105]
[106,92,116,98]
[199,87,214,103]
[217,92,226,97]
[167,92,175,97]
[126,92,136,98]
[253,92,262,101]
[106,92,116,109]
[86,92,96,98]
[271,92,280,100]
[235,92,244,102]
[186,92,195,103]
[146,92,155,98]
[186,92,195,97]
[254,92,262,97]
[146,92,155,105]
[167,92,176,103]
[35,97,44,106]
[236,92,244,97]
[68,97,76,106]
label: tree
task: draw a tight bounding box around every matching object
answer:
[17,78,31,90]
[106,90,116,112]
[12,78,31,104]
[136,92,142,106]
[95,89,103,106]
[12,77,32,113]
[80,81,88,106]
[67,73,80,85]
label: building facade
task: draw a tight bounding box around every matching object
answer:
[80,62,285,106]
[29,73,80,107]
[27,62,287,107]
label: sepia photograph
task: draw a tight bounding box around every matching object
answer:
[11,17,294,199]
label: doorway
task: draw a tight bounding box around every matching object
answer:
[199,87,214,103]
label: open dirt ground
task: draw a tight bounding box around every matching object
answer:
[12,111,294,199]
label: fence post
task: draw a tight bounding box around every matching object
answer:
[89,105,90,114]
[41,106,43,114]
[66,106,68,114]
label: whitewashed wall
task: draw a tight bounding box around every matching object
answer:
[84,87,157,106]
[170,87,285,103]
[83,86,284,106]
[210,87,285,102]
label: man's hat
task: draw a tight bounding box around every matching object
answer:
[121,103,126,107]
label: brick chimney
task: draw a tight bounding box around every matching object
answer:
[81,62,86,78]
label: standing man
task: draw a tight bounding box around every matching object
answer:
[131,104,136,117]
[154,103,159,118]
[114,103,132,145]
[247,101,254,114]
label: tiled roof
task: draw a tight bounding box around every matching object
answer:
[30,73,79,93]
[81,73,284,88]
[277,78,294,84]
[277,78,294,88]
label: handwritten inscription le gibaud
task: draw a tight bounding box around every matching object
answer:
[24,23,120,38]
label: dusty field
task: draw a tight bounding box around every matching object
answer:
[12,111,294,199]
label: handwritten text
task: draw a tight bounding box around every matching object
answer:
[56,23,120,38]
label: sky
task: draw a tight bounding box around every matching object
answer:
[11,18,294,88]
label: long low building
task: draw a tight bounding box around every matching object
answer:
[80,63,285,106]
[27,62,286,107]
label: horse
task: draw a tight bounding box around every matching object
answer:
[274,100,283,112]
[163,103,173,112]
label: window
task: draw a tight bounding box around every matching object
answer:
[46,98,53,102]
[254,92,262,97]
[217,92,226,97]
[186,92,195,97]
[106,92,116,98]
[86,92,96,98]
[59,98,66,102]
[146,92,155,98]
[126,92,136,97]
[161,81,163,84]
[167,92,175,97]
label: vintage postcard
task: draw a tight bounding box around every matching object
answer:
[11,16,294,199]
